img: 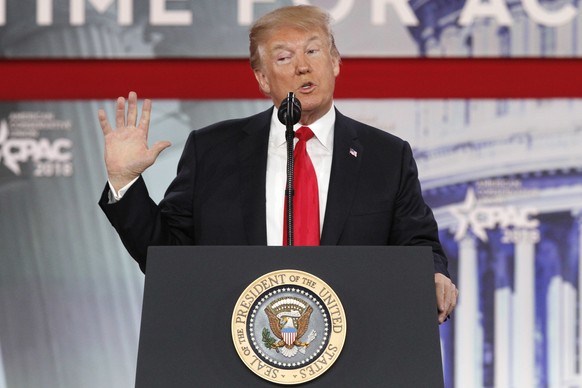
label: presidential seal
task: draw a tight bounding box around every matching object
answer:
[232,269,347,385]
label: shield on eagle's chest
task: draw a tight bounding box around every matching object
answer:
[281,326,297,346]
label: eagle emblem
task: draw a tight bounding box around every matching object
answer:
[262,297,317,358]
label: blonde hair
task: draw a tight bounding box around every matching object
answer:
[249,5,340,70]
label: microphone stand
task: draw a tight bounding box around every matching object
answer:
[278,92,301,246]
[285,95,295,246]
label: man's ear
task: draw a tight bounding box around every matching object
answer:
[254,69,271,96]
[332,55,341,78]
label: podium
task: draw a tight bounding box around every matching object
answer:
[135,246,444,387]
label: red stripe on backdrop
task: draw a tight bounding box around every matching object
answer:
[0,58,581,100]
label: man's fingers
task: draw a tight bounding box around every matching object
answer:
[435,273,459,324]
[138,99,153,135]
[98,109,112,135]
[115,96,126,128]
[127,91,138,127]
[437,289,451,324]
[435,273,446,311]
[110,93,149,133]
[438,311,448,324]
[446,284,458,315]
[441,284,458,323]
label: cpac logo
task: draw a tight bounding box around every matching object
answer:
[451,188,539,243]
[0,120,73,176]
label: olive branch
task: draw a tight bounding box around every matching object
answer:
[262,327,277,349]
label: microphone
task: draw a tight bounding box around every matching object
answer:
[278,92,302,126]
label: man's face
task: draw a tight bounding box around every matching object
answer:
[254,26,340,125]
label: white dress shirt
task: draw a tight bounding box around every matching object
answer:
[265,105,335,245]
[109,105,336,246]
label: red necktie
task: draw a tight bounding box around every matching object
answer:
[283,126,320,246]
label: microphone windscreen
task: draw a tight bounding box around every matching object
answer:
[278,92,302,126]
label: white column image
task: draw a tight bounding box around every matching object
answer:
[455,233,483,388]
[494,286,512,388]
[512,231,536,387]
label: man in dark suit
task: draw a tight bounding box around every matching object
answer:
[98,5,457,323]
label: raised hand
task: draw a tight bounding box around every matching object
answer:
[98,91,171,192]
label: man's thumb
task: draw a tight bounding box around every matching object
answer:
[151,141,172,157]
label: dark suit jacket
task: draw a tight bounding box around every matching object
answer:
[99,108,449,275]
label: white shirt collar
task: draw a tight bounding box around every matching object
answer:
[270,104,335,151]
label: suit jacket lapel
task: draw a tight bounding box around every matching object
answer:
[237,108,272,245]
[321,110,362,245]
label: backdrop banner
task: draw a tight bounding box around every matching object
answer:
[1,2,581,388]
[0,98,580,388]
[1,0,582,58]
